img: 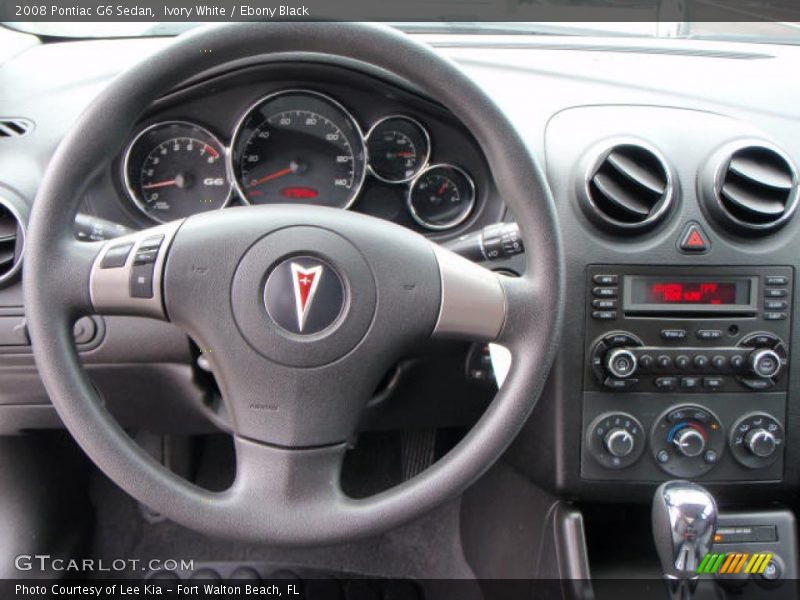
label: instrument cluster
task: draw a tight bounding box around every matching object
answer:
[122,88,477,231]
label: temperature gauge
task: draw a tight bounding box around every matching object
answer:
[366,116,430,183]
[407,164,475,230]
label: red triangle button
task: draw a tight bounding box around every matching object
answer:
[678,222,710,253]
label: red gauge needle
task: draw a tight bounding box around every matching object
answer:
[203,144,219,159]
[142,179,178,190]
[437,182,448,195]
[247,166,293,188]
[396,152,415,158]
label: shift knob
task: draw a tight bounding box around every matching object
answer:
[652,481,717,581]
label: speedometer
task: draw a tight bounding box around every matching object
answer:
[230,90,367,208]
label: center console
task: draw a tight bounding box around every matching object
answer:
[581,265,792,482]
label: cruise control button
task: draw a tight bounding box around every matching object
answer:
[138,235,164,250]
[100,242,133,269]
[133,248,159,265]
[130,263,155,299]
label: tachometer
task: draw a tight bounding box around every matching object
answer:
[231,90,367,208]
[123,121,231,223]
[407,164,476,230]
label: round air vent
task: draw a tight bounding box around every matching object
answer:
[0,198,25,285]
[582,142,674,231]
[708,142,799,232]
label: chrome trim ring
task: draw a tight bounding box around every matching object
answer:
[365,114,431,184]
[406,163,476,231]
[228,89,368,209]
[122,120,233,224]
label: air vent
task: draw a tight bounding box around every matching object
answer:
[0,118,33,138]
[713,144,799,231]
[583,142,674,230]
[0,199,25,285]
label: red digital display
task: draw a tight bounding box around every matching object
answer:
[645,281,737,305]
[280,186,319,200]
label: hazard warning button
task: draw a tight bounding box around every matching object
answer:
[678,221,710,254]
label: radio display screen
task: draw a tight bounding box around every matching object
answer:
[627,276,753,308]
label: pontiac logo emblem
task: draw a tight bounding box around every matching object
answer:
[264,257,345,335]
[290,263,323,332]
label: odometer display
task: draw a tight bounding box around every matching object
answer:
[231,90,366,208]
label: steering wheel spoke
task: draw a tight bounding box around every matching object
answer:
[89,220,182,319]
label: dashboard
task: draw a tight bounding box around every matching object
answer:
[102,61,501,238]
[2,31,800,506]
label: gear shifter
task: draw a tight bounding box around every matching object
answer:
[652,481,718,600]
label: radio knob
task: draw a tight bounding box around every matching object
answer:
[605,348,637,379]
[673,428,706,458]
[749,349,782,379]
[604,428,635,458]
[745,428,777,458]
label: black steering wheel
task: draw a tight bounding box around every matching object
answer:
[23,22,563,544]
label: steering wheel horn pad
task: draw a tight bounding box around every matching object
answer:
[23,22,563,544]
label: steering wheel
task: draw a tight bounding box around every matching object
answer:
[23,22,563,544]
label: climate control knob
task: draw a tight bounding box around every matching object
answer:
[749,349,782,379]
[604,428,635,458]
[673,427,706,458]
[605,348,638,379]
[745,428,777,458]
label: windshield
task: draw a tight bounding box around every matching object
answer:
[4,20,800,45]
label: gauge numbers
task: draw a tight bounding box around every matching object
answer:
[366,116,430,183]
[124,121,230,223]
[407,164,476,230]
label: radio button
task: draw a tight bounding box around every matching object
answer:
[592,298,617,309]
[656,355,672,369]
[765,276,788,286]
[680,377,700,389]
[593,274,618,285]
[729,355,745,369]
[764,312,787,321]
[703,377,724,390]
[696,329,722,340]
[603,333,641,347]
[655,377,678,390]
[750,349,782,378]
[606,349,637,379]
[764,288,788,298]
[764,300,788,310]
[591,310,616,320]
[740,378,773,391]
[639,354,655,369]
[711,355,727,369]
[593,287,618,298]
[693,355,709,369]
[660,329,687,340]
[674,355,690,369]
[603,377,639,390]
[740,333,779,348]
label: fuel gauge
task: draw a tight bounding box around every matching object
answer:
[366,116,430,183]
[407,164,475,230]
